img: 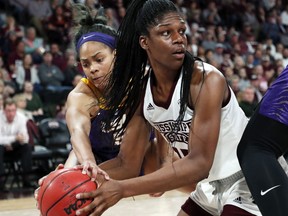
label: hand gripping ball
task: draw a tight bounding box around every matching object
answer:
[38,168,97,216]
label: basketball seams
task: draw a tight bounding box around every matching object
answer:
[40,169,73,216]
[46,178,93,216]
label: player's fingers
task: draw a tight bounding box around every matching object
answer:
[97,169,110,181]
[82,164,89,175]
[75,200,97,216]
[34,187,40,200]
[38,175,46,186]
[76,190,96,200]
[55,163,64,170]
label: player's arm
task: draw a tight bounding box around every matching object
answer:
[75,64,226,216]
[66,89,108,180]
[99,104,151,180]
[66,90,96,165]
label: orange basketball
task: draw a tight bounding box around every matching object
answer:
[38,168,97,216]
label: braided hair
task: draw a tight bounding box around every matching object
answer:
[104,0,197,135]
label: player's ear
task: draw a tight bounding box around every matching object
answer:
[139,35,148,50]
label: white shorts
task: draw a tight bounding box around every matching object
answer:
[190,177,260,216]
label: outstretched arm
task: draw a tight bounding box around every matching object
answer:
[66,88,108,180]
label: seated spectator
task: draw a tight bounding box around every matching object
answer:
[50,43,67,72]
[7,39,25,77]
[1,31,20,61]
[238,67,251,91]
[0,15,24,39]
[0,97,35,190]
[38,51,65,91]
[238,86,257,118]
[63,54,82,87]
[0,56,11,82]
[45,5,71,47]
[22,81,45,122]
[250,74,264,104]
[27,0,52,42]
[0,79,16,100]
[15,53,40,91]
[22,26,45,64]
[7,0,29,26]
[13,93,33,120]
[38,51,72,105]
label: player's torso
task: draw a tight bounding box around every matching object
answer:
[143,71,249,181]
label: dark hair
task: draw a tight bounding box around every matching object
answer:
[72,3,117,59]
[104,0,197,134]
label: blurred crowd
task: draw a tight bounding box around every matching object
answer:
[0,0,288,121]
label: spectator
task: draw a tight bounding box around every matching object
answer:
[250,74,264,104]
[238,67,251,91]
[0,97,35,190]
[22,26,45,64]
[22,81,44,122]
[244,53,255,78]
[63,54,82,87]
[261,10,282,44]
[274,42,284,61]
[37,51,65,91]
[13,93,33,120]
[0,15,24,39]
[7,39,25,77]
[281,47,288,68]
[50,43,67,72]
[238,85,257,118]
[7,0,29,26]
[45,5,71,46]
[27,0,52,41]
[213,43,224,66]
[0,56,11,82]
[15,53,40,91]
[1,30,21,61]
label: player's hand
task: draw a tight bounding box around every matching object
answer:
[34,164,65,209]
[75,161,110,182]
[75,179,123,216]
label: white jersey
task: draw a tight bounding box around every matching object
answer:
[143,70,249,182]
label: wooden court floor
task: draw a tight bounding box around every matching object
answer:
[0,190,187,216]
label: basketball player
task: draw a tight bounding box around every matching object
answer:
[35,4,169,208]
[237,65,288,216]
[74,0,264,215]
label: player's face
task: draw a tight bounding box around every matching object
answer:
[79,41,115,90]
[141,12,187,72]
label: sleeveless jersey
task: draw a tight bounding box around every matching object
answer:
[143,70,249,182]
[259,65,288,126]
[81,78,120,163]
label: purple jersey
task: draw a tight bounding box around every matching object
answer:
[259,66,288,126]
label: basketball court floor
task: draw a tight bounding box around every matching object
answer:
[0,190,187,216]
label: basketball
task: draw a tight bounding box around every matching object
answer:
[38,168,97,216]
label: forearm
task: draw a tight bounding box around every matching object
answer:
[64,150,79,168]
[70,131,96,164]
[120,156,207,197]
[99,156,141,180]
